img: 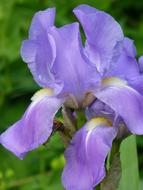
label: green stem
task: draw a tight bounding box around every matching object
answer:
[101,140,122,190]
[96,184,101,190]
[109,140,121,165]
[75,109,87,129]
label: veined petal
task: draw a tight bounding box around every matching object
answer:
[20,8,63,93]
[62,118,117,190]
[29,8,56,39]
[73,4,124,74]
[21,40,37,63]
[138,55,143,73]
[123,37,136,58]
[106,38,140,79]
[50,23,100,101]
[129,75,143,95]
[95,80,143,134]
[86,100,114,121]
[0,93,64,159]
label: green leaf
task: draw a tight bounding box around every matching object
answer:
[118,135,139,190]
[101,153,121,190]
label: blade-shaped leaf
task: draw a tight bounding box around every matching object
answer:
[118,135,139,190]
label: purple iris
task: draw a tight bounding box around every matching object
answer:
[1,4,143,190]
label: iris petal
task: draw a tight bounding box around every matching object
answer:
[29,8,56,39]
[21,8,100,99]
[0,96,64,159]
[50,23,100,101]
[129,75,143,95]
[106,38,140,80]
[20,8,62,93]
[73,4,124,74]
[95,84,143,134]
[62,118,117,190]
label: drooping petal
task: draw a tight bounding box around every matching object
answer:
[0,93,64,159]
[50,23,100,101]
[106,38,140,79]
[73,4,124,74]
[62,118,117,190]
[95,80,143,134]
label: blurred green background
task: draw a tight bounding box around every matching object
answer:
[0,0,143,189]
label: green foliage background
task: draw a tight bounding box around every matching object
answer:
[0,0,143,189]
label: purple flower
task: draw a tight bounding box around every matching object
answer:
[1,4,143,190]
[62,117,117,190]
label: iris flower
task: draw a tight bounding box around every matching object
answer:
[1,4,143,190]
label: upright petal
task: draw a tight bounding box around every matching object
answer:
[62,117,117,190]
[0,93,64,159]
[50,23,100,102]
[20,8,62,93]
[106,38,140,80]
[73,4,124,74]
[123,37,136,58]
[129,75,143,95]
[86,100,114,121]
[29,8,56,39]
[95,79,143,134]
[138,55,143,73]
